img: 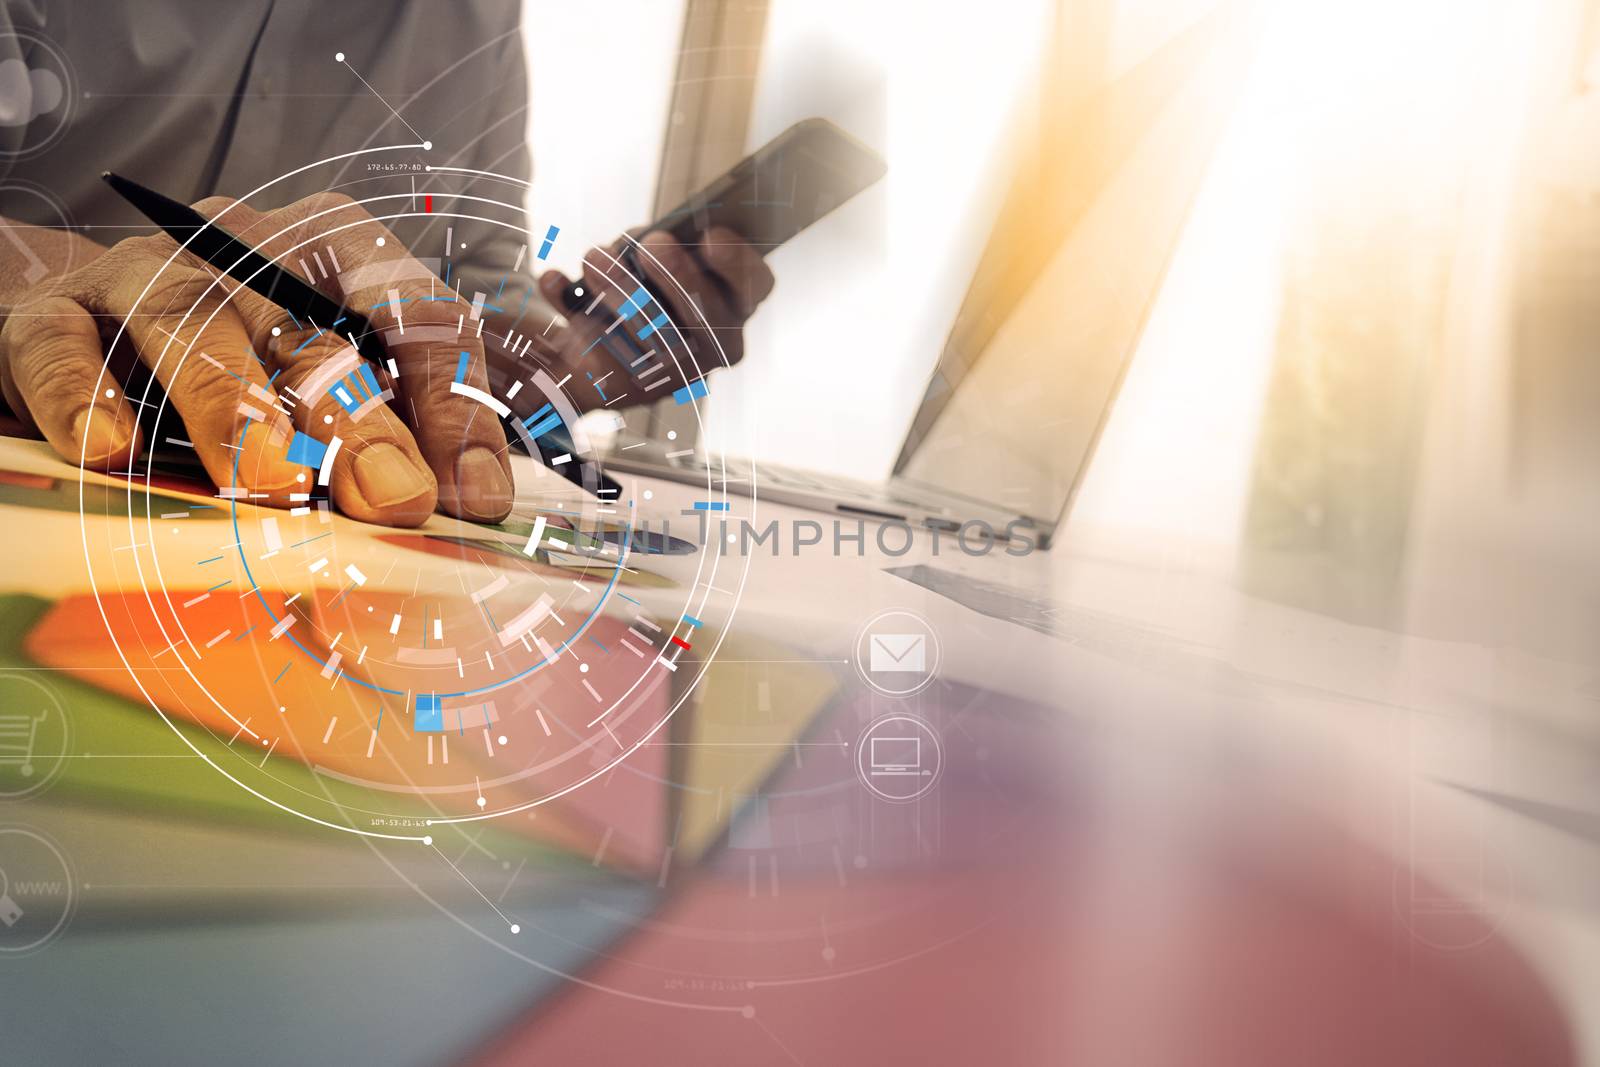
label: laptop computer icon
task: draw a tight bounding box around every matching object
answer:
[870,736,927,777]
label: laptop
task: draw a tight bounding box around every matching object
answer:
[601,4,1255,549]
[870,736,927,777]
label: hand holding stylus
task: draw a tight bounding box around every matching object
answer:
[0,189,771,527]
[0,191,514,526]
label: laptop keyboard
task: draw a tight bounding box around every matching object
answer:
[617,448,953,514]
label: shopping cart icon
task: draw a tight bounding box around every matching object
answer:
[0,709,48,778]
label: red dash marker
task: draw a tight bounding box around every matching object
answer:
[424,194,433,214]
[669,636,693,651]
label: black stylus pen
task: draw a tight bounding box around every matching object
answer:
[101,171,384,363]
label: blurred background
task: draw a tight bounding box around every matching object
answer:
[527,0,1600,653]
[2,1,1599,1062]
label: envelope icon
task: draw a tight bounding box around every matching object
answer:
[869,633,926,673]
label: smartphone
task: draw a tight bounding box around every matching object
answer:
[561,117,885,311]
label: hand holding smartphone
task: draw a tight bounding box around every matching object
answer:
[560,117,885,313]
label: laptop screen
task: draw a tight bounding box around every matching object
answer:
[894,4,1255,534]
[871,737,920,770]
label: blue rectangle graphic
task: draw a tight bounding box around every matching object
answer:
[285,432,328,469]
[332,384,361,414]
[537,224,559,260]
[526,414,563,441]
[616,286,650,321]
[672,380,709,405]
[453,349,471,384]
[415,694,443,733]
[636,310,671,341]
[521,402,563,441]
[692,501,730,511]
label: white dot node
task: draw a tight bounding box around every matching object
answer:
[476,796,486,808]
[579,663,589,674]
[334,51,345,62]
[278,706,285,713]
[423,140,433,151]
[572,286,584,297]
[422,835,433,845]
[459,242,467,250]
[323,414,333,424]
[104,388,115,399]
[666,430,677,441]
[510,924,521,934]
[261,737,270,746]
[643,489,653,500]
[497,735,508,746]
[295,473,306,483]
[375,236,385,247]
[726,533,736,543]
[270,326,281,337]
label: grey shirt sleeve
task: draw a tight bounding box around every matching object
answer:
[453,24,534,285]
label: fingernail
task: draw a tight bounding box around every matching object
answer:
[71,408,122,461]
[353,442,433,508]
[239,421,305,492]
[454,447,512,521]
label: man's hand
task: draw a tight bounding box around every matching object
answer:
[0,192,513,526]
[534,227,773,407]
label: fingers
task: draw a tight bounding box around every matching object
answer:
[695,226,774,319]
[531,237,728,410]
[533,231,636,320]
[347,285,513,523]
[74,240,302,498]
[536,269,576,318]
[634,230,741,364]
[0,295,141,469]
[576,236,641,312]
[556,240,665,392]
[264,323,438,526]
[223,193,514,523]
[192,244,441,527]
[395,339,514,523]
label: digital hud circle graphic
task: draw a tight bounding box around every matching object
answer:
[74,147,755,842]
[0,181,83,283]
[0,827,76,956]
[855,713,942,801]
[0,672,71,800]
[853,608,940,696]
[0,29,75,161]
[62,132,1037,1017]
